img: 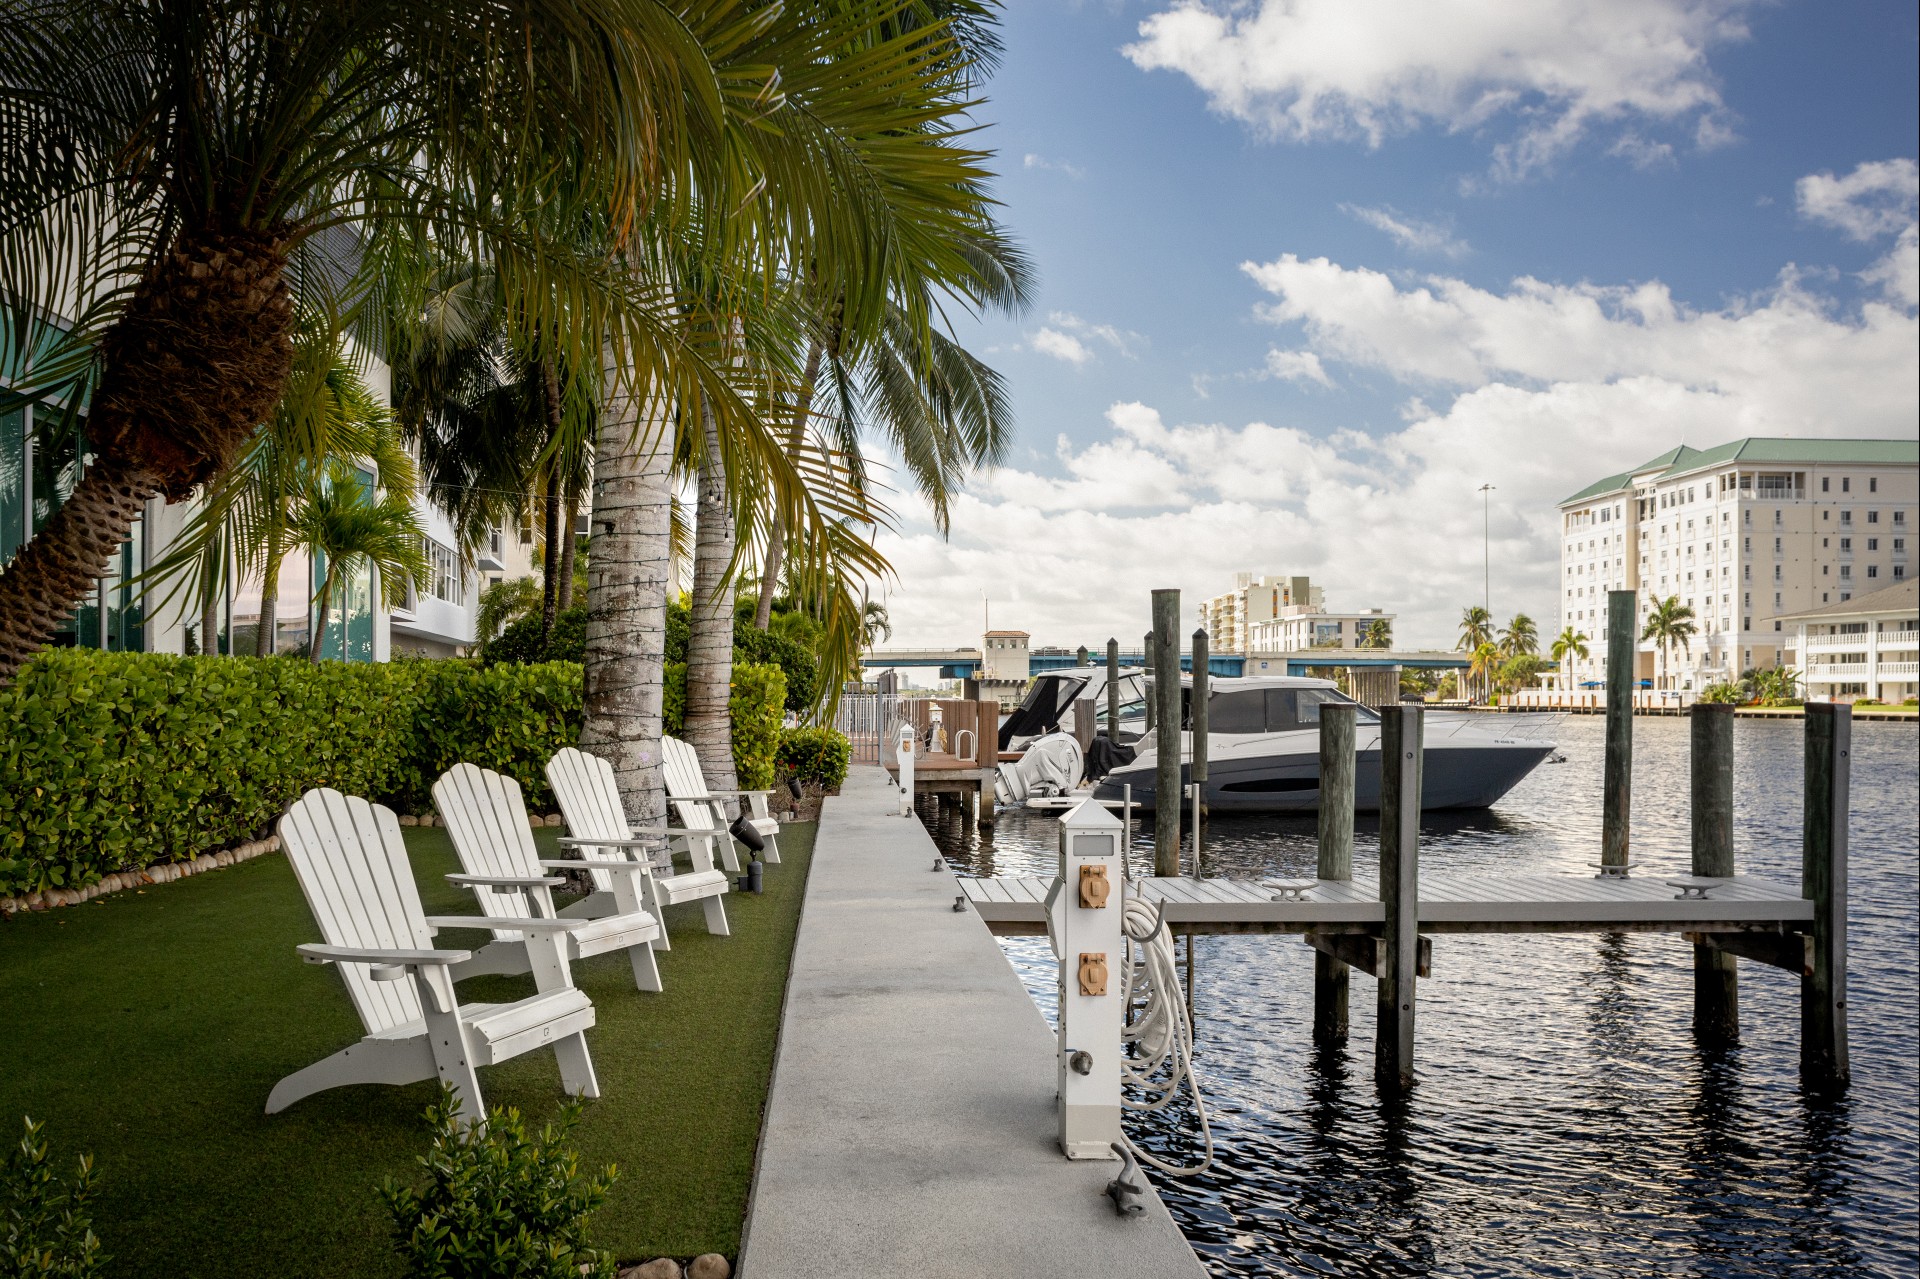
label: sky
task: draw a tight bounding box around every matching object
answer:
[864,0,1920,653]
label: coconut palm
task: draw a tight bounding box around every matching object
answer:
[0,0,746,679]
[862,600,892,647]
[1458,606,1492,653]
[1499,613,1539,658]
[1361,618,1392,650]
[288,467,429,663]
[1468,641,1501,705]
[1551,626,1590,691]
[1640,595,1698,691]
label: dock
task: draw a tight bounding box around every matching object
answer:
[739,766,1206,1279]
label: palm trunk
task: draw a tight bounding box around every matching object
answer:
[557,482,579,614]
[200,591,220,658]
[753,336,824,630]
[310,570,334,665]
[256,523,283,657]
[577,351,672,843]
[0,224,293,682]
[540,477,562,642]
[686,395,740,808]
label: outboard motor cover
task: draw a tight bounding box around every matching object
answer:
[993,731,1086,806]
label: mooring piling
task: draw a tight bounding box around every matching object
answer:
[1690,703,1738,1042]
[1602,590,1636,876]
[1106,638,1121,740]
[1802,703,1850,1089]
[1151,590,1182,878]
[1313,703,1357,1043]
[1376,704,1423,1090]
[1190,627,1209,870]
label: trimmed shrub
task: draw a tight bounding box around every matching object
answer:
[662,660,786,788]
[2,1117,105,1278]
[383,1091,616,1279]
[0,648,782,897]
[484,605,585,666]
[777,727,850,791]
[731,625,817,714]
[1698,681,1745,704]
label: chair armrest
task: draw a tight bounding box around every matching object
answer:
[424,915,587,935]
[702,788,774,798]
[447,873,566,889]
[298,943,471,967]
[538,858,652,878]
[556,835,655,848]
[663,827,721,838]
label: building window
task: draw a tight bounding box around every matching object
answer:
[423,537,464,605]
[1897,566,1907,581]
[1841,510,1852,525]
[1822,477,1829,492]
[1842,477,1851,493]
[1869,477,1878,493]
[1868,510,1879,523]
[1841,537,1852,551]
[1869,538,1879,551]
[1868,566,1879,579]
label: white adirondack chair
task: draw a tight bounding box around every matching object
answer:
[432,763,663,993]
[662,735,782,868]
[268,788,599,1123]
[545,747,730,947]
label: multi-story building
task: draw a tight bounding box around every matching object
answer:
[1557,437,1918,691]
[1779,580,1919,703]
[981,629,1031,709]
[1200,573,1320,655]
[1247,605,1395,652]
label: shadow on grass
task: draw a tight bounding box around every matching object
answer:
[0,820,816,1278]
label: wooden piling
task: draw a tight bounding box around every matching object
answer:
[1376,704,1422,1090]
[977,696,1000,828]
[1190,628,1209,868]
[1314,703,1357,1043]
[1601,590,1636,875]
[1802,704,1850,1089]
[1151,590,1182,878]
[1106,638,1121,740]
[1690,703,1738,1041]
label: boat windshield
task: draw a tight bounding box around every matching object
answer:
[1203,686,1379,733]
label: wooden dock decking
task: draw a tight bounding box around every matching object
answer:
[960,871,1815,935]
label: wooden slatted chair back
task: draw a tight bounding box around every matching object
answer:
[277,789,431,1036]
[433,763,543,919]
[546,748,636,893]
[662,736,720,834]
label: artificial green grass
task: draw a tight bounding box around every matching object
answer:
[0,820,816,1277]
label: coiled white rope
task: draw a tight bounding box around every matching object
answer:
[1117,896,1214,1176]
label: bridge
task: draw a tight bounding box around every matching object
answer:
[860,647,1472,680]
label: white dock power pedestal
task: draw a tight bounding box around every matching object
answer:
[896,721,916,817]
[1052,798,1124,1160]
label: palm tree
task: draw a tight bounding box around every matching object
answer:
[862,600,892,648]
[289,468,429,663]
[1361,618,1392,650]
[1468,641,1501,705]
[684,394,740,801]
[1499,613,1539,658]
[1458,606,1492,653]
[0,0,736,680]
[1551,626,1590,692]
[1640,595,1698,692]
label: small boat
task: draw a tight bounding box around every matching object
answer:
[1082,674,1556,814]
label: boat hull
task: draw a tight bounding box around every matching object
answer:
[1094,738,1553,813]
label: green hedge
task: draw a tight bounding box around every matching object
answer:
[776,727,850,790]
[662,661,787,790]
[0,649,784,898]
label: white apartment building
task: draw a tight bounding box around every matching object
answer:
[1780,580,1919,703]
[1248,605,1396,652]
[1200,573,1321,655]
[1558,437,1918,691]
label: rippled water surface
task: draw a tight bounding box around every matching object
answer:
[924,715,1919,1278]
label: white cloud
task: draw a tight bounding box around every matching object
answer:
[870,253,1916,651]
[1027,311,1144,365]
[1124,0,1750,175]
[1258,348,1334,386]
[1340,204,1470,258]
[1796,158,1918,241]
[1031,327,1095,365]
[1608,132,1676,170]
[1862,223,1919,309]
[1023,153,1087,179]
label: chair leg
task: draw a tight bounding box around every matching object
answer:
[761,833,781,865]
[450,940,533,982]
[645,876,672,951]
[552,1032,600,1100]
[702,892,731,936]
[424,1019,485,1128]
[627,940,663,992]
[717,836,742,875]
[264,1037,435,1114]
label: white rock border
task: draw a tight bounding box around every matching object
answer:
[0,835,284,916]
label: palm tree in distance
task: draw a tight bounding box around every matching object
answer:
[1459,606,1492,653]
[1361,618,1392,649]
[862,600,893,648]
[1499,613,1539,658]
[1468,641,1501,705]
[1551,626,1590,692]
[1641,595,1698,692]
[289,468,429,663]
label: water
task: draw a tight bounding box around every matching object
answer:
[924,716,1920,1278]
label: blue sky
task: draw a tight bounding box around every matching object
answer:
[871,0,1920,651]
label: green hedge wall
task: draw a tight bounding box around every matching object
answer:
[661,661,787,790]
[0,650,784,898]
[775,727,850,791]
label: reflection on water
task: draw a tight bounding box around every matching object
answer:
[925,716,1919,1278]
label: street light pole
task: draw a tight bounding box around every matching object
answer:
[1478,483,1495,621]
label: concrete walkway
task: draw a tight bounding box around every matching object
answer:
[740,767,1205,1278]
